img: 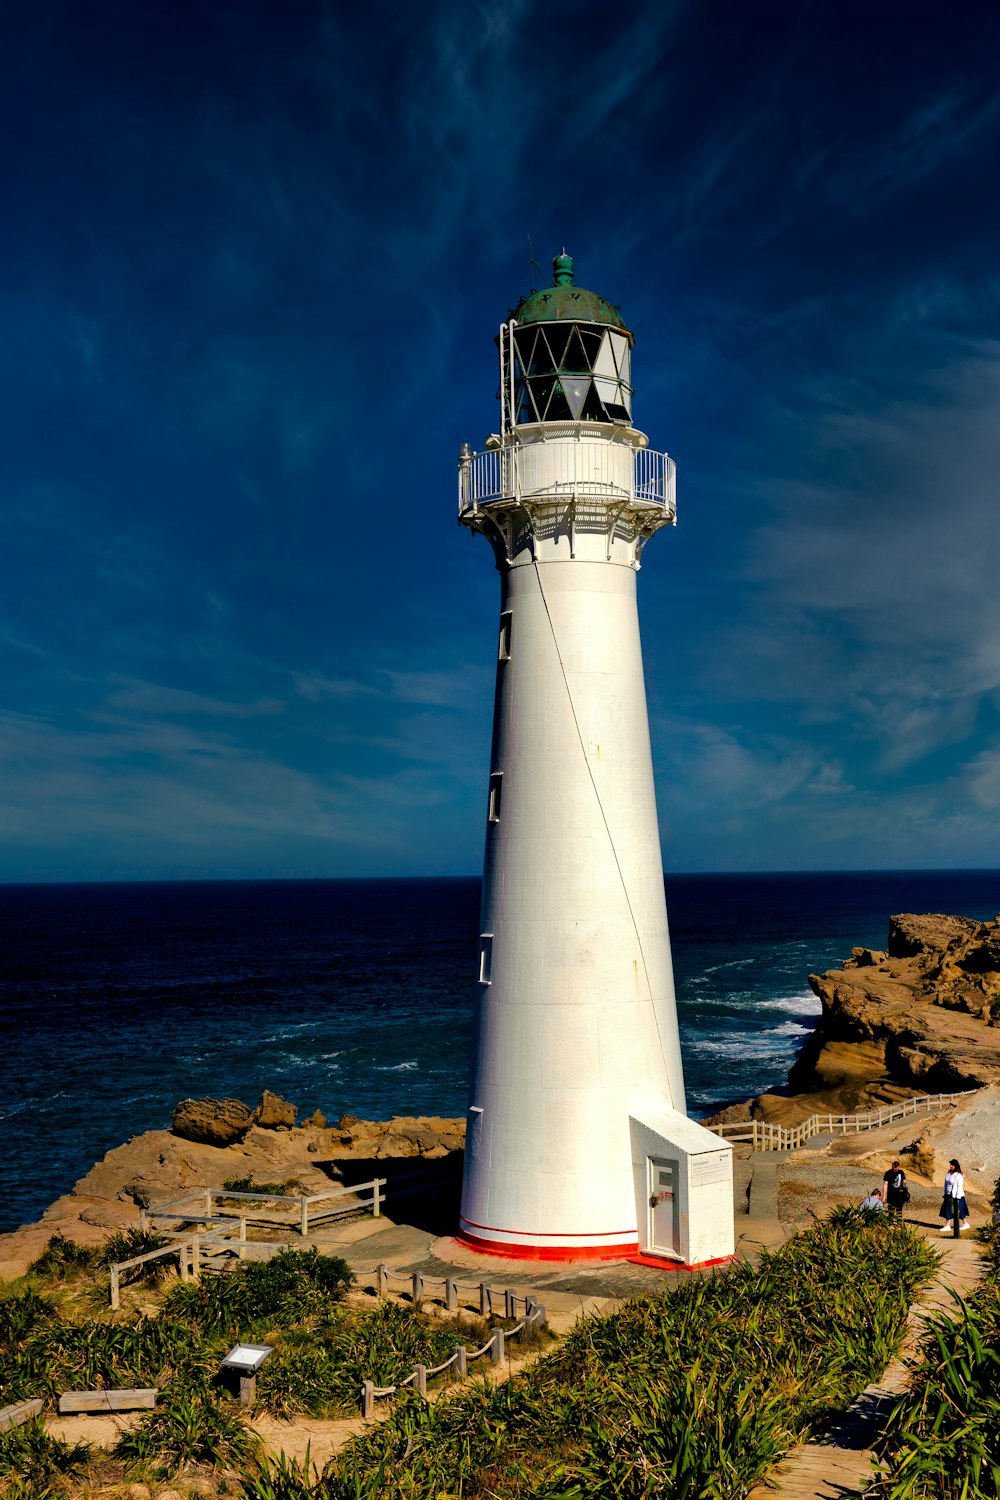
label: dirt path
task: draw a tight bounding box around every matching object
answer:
[746,1227,984,1500]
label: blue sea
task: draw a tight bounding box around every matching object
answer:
[2,871,1000,1236]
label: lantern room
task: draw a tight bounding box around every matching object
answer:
[499,253,634,431]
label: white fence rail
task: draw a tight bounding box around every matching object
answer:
[114,1177,389,1306]
[712,1088,979,1154]
[142,1178,386,1238]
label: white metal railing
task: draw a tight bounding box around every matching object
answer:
[712,1088,980,1154]
[458,441,675,519]
[634,445,676,508]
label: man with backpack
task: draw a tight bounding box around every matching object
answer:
[881,1160,909,1215]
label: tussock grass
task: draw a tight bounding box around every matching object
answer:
[26,1235,98,1283]
[114,1385,258,1477]
[2,1214,940,1495]
[222,1175,301,1197]
[0,1417,90,1497]
[321,1209,938,1499]
[867,1181,1000,1499]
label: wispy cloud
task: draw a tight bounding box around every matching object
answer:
[103,678,285,718]
[828,83,1000,201]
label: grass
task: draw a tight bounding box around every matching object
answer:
[0,1241,484,1488]
[114,1385,259,1477]
[866,1180,1000,1499]
[1,1210,942,1496]
[319,1208,938,1499]
[26,1236,98,1283]
[0,1418,90,1498]
[222,1175,302,1197]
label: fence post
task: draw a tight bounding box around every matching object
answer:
[300,1197,309,1237]
[532,1303,546,1329]
[445,1278,458,1312]
[412,1272,424,1309]
[373,1179,382,1218]
[504,1289,516,1319]
[204,1188,212,1216]
[191,1233,201,1281]
[479,1282,489,1315]
[490,1327,505,1365]
[377,1264,388,1298]
[179,1242,189,1283]
[138,1209,147,1231]
[414,1363,427,1398]
[361,1380,375,1419]
[454,1345,467,1377]
[110,1265,120,1310]
[238,1218,247,1259]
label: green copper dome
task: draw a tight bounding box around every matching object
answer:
[507,252,628,331]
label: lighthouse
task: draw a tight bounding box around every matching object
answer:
[456,253,734,1267]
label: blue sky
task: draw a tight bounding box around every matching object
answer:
[4,0,1000,880]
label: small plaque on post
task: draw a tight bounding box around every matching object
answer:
[220,1344,272,1408]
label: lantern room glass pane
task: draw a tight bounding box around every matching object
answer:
[540,325,571,367]
[609,331,630,379]
[593,332,618,379]
[562,377,589,419]
[509,319,633,426]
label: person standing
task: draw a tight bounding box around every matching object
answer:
[881,1160,909,1215]
[940,1158,971,1233]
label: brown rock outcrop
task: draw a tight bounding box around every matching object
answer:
[171,1096,253,1146]
[0,1104,465,1279]
[334,1115,466,1158]
[788,912,1000,1108]
[253,1090,297,1130]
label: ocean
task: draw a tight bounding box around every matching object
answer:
[2,870,999,1237]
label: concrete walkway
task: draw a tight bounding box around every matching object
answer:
[746,1228,984,1500]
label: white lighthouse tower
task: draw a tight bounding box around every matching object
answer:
[456,253,733,1267]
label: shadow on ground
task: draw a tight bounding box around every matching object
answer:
[336,1152,464,1236]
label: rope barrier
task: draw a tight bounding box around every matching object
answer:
[359,1303,547,1418]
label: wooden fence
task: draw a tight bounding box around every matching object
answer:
[360,1284,546,1418]
[371,1262,538,1320]
[711,1088,979,1153]
[141,1178,386,1237]
[112,1177,388,1306]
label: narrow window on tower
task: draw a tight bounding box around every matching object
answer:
[498,611,512,661]
[479,934,493,984]
[488,772,503,823]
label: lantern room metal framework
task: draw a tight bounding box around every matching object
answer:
[456,254,733,1267]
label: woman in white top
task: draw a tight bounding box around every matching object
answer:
[940,1158,971,1232]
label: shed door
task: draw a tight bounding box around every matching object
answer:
[648,1156,680,1256]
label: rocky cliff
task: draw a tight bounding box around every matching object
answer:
[0,1091,465,1279]
[747,911,1000,1126]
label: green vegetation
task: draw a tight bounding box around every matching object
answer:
[222,1174,302,1197]
[0,1241,491,1490]
[26,1235,98,1282]
[101,1226,172,1290]
[317,1209,937,1500]
[166,1245,353,1335]
[115,1384,258,1477]
[0,1211,946,1497]
[0,1418,90,1498]
[868,1182,1000,1499]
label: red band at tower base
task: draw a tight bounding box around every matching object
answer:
[454,1228,641,1262]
